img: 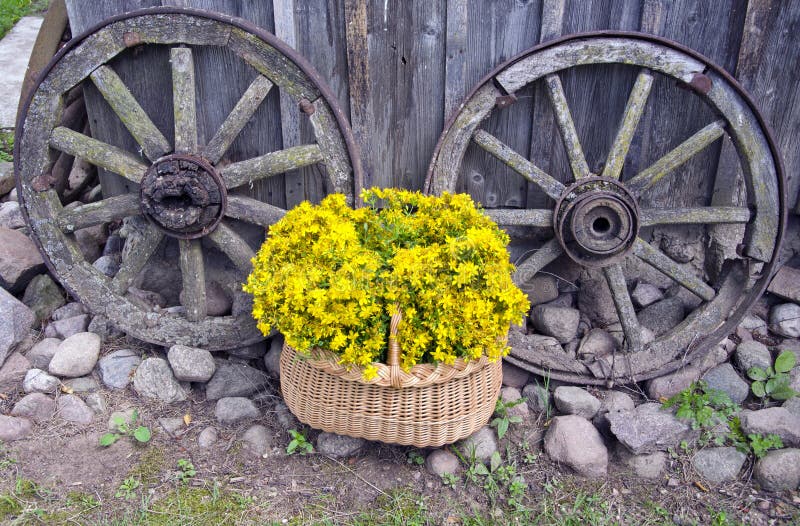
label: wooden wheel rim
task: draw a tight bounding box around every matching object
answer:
[426,32,786,385]
[15,7,362,350]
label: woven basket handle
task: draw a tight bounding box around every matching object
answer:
[387,307,403,388]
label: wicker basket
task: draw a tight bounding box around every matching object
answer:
[279,311,503,447]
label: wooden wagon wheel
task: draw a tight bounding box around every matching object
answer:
[426,32,786,385]
[15,7,362,350]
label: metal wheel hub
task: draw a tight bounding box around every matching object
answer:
[555,177,639,267]
[139,153,226,239]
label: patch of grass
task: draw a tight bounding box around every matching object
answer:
[0,130,13,162]
[0,0,47,41]
[127,447,165,486]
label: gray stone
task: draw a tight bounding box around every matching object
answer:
[0,228,45,292]
[63,375,99,392]
[57,394,94,425]
[22,368,59,393]
[734,340,772,374]
[577,329,616,360]
[126,287,166,310]
[241,425,273,457]
[701,363,749,404]
[87,315,125,341]
[167,345,216,382]
[523,381,551,414]
[531,305,580,344]
[578,275,618,326]
[158,417,186,436]
[198,426,219,448]
[133,358,187,403]
[98,349,141,389]
[103,234,123,256]
[426,450,460,476]
[92,255,121,277]
[44,314,91,339]
[543,292,576,309]
[11,392,54,423]
[51,302,87,321]
[0,201,24,229]
[215,397,260,424]
[599,390,635,414]
[615,444,666,479]
[458,426,498,463]
[753,448,800,492]
[205,362,270,400]
[553,386,601,419]
[631,282,663,309]
[0,415,33,442]
[21,274,65,323]
[500,386,529,419]
[48,332,101,378]
[0,352,31,391]
[84,392,107,414]
[544,415,608,477]
[501,362,529,389]
[739,314,769,338]
[25,338,60,369]
[263,336,283,377]
[0,287,35,368]
[692,338,733,373]
[770,303,800,338]
[692,447,747,483]
[180,280,231,317]
[783,397,800,417]
[74,225,106,262]
[317,432,365,458]
[520,274,559,306]
[0,161,14,198]
[740,407,800,447]
[273,401,299,431]
[608,403,691,454]
[228,341,268,360]
[637,297,685,337]
[646,366,701,400]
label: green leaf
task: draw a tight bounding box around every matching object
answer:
[747,367,768,381]
[508,416,523,424]
[286,440,298,454]
[131,409,139,424]
[473,463,489,476]
[111,416,125,428]
[751,381,766,398]
[497,419,509,439]
[767,366,775,377]
[775,351,796,373]
[770,386,798,401]
[490,451,502,472]
[99,433,119,447]
[133,427,151,443]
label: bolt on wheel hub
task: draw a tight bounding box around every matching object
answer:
[140,153,227,239]
[554,177,639,267]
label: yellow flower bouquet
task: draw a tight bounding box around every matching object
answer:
[244,188,529,380]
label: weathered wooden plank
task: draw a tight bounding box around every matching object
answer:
[633,238,716,301]
[225,194,286,229]
[220,144,323,190]
[472,129,564,199]
[484,208,552,228]
[57,193,140,233]
[343,0,373,189]
[545,73,590,180]
[443,0,467,119]
[112,221,164,295]
[49,126,148,183]
[203,75,274,165]
[603,263,641,353]
[309,99,353,202]
[206,221,255,274]
[640,206,750,227]
[179,238,206,322]
[171,47,198,152]
[601,70,653,180]
[90,65,171,162]
[513,237,563,288]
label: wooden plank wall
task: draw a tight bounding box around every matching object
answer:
[64,0,800,236]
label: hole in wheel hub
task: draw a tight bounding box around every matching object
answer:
[140,154,227,239]
[554,177,639,267]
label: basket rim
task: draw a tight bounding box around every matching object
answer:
[282,342,498,388]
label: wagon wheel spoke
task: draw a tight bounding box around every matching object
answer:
[179,239,207,321]
[89,65,171,162]
[626,120,726,194]
[225,194,286,229]
[633,238,716,301]
[601,70,653,180]
[545,73,590,180]
[484,208,553,228]
[220,144,324,189]
[171,47,198,152]
[603,263,642,352]
[204,75,274,164]
[472,129,564,200]
[640,206,751,227]
[56,194,140,233]
[111,223,164,295]
[513,238,563,287]
[49,127,147,183]
[206,221,256,274]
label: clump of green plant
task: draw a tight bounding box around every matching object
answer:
[66,491,99,510]
[115,477,141,500]
[490,396,526,439]
[726,417,783,459]
[286,429,313,455]
[176,459,196,484]
[747,350,798,401]
[453,446,528,510]
[407,450,425,466]
[100,409,152,447]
